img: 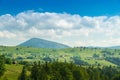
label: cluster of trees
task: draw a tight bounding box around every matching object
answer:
[19,62,120,80]
[72,56,88,65]
[106,57,120,66]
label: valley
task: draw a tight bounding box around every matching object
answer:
[0,46,120,66]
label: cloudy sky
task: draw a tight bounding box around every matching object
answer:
[1,0,120,47]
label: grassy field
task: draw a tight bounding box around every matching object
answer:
[0,64,23,80]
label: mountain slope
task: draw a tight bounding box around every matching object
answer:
[108,46,120,49]
[18,38,70,49]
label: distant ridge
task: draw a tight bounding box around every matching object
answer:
[18,38,70,49]
[87,46,120,49]
[108,46,120,49]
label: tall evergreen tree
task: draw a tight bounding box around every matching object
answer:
[31,62,39,80]
[111,74,120,80]
[19,66,27,80]
[0,55,5,77]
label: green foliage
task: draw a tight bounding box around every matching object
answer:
[31,62,39,80]
[0,64,23,80]
[111,74,120,80]
[1,46,120,79]
[1,46,120,66]
[5,58,12,64]
[0,55,5,77]
[18,66,27,80]
[25,62,120,80]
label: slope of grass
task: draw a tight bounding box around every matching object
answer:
[0,64,23,80]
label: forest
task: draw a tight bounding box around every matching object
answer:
[19,61,120,80]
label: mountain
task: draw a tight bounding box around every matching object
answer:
[108,46,120,49]
[83,45,120,49]
[18,38,70,49]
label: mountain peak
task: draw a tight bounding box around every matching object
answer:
[18,38,70,49]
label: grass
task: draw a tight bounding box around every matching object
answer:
[0,46,120,66]
[84,59,117,66]
[0,64,23,80]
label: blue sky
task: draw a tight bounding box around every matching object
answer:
[0,0,120,16]
[1,0,120,47]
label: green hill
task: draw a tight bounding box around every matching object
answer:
[0,46,120,66]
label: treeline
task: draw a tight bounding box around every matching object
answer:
[19,62,120,80]
[106,57,120,66]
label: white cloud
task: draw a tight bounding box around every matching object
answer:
[0,31,16,38]
[1,11,120,46]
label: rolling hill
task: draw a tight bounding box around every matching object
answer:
[18,38,70,49]
[0,46,119,66]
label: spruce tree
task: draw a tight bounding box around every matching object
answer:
[0,55,5,77]
[19,66,27,80]
[31,62,39,80]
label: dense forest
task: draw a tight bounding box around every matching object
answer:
[19,62,120,80]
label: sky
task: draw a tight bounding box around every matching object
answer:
[1,0,120,47]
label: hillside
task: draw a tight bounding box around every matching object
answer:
[18,38,69,49]
[0,46,120,66]
[0,64,23,80]
[108,46,120,49]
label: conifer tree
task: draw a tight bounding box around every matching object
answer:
[0,55,5,77]
[19,66,27,80]
[31,62,38,80]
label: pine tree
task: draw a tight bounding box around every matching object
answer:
[19,66,27,80]
[111,74,120,80]
[0,55,5,77]
[31,62,39,80]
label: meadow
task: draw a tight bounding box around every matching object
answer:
[0,46,120,66]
